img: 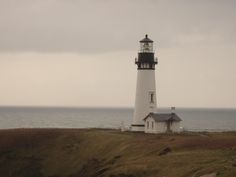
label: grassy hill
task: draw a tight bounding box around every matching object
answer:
[1,128,236,177]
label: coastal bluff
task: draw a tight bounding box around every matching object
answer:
[1,129,236,177]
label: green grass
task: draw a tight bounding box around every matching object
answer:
[1,128,236,177]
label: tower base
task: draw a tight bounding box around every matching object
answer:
[131,124,145,132]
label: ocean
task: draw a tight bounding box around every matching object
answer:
[0,107,236,132]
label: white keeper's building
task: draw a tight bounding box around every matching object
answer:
[144,113,181,133]
[131,35,182,134]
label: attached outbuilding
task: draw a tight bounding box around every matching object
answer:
[144,113,182,134]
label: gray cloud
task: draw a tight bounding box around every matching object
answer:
[0,0,236,53]
[0,1,236,108]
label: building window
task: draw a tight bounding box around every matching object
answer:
[147,121,149,129]
[152,121,154,129]
[149,92,154,103]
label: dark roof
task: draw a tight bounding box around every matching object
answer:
[140,34,153,43]
[143,113,182,122]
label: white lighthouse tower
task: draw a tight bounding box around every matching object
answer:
[132,35,158,132]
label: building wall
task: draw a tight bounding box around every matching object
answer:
[156,122,167,133]
[145,117,167,134]
[170,122,181,132]
[132,70,157,132]
[144,118,155,133]
[144,117,181,134]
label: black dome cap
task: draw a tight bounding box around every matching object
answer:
[140,34,153,43]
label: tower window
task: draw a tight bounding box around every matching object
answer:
[149,92,155,103]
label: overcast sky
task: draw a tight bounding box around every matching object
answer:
[0,0,236,108]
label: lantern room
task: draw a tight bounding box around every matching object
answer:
[139,34,153,53]
[135,34,157,69]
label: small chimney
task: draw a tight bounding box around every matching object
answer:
[171,107,175,114]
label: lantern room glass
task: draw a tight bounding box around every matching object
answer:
[140,42,153,53]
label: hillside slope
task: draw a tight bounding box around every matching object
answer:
[1,129,236,177]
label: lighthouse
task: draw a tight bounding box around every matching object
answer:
[132,35,158,132]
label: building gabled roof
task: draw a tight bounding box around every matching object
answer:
[143,112,182,122]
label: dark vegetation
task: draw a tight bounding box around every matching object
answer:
[1,128,236,177]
